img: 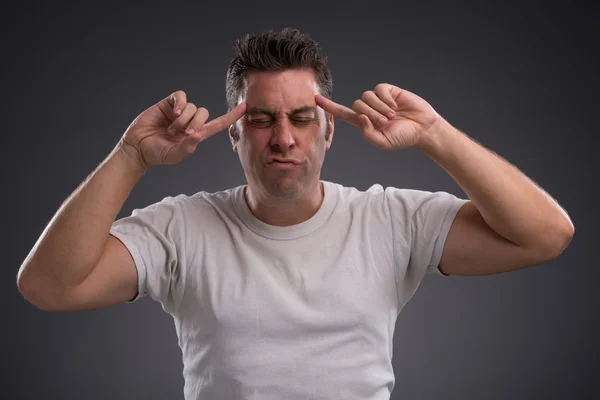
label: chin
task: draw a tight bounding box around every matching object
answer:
[261,175,306,198]
[269,178,300,196]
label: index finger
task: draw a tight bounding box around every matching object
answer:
[315,94,360,127]
[201,102,248,138]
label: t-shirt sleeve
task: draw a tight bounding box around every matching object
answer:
[109,196,181,310]
[385,187,469,306]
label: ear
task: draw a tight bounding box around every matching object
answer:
[325,112,335,150]
[229,125,238,152]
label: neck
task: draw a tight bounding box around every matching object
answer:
[244,180,324,226]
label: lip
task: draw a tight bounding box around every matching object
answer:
[268,158,301,164]
[267,159,301,169]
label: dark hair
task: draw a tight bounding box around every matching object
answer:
[226,27,333,141]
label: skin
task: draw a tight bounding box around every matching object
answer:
[17,68,575,313]
[16,91,248,311]
[316,83,574,275]
[230,68,334,226]
[228,70,574,275]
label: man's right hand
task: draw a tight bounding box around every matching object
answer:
[119,90,247,170]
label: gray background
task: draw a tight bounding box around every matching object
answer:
[2,1,598,399]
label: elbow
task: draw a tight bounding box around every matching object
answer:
[538,221,575,262]
[553,219,575,256]
[17,267,66,312]
[17,275,49,311]
[18,289,66,313]
[16,266,36,304]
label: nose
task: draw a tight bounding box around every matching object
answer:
[269,118,295,151]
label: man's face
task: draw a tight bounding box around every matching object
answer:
[231,68,334,199]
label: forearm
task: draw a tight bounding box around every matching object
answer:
[17,143,146,290]
[417,117,574,252]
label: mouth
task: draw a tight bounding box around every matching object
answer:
[267,159,300,169]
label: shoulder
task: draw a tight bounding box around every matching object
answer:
[327,181,467,220]
[326,181,386,204]
[188,185,240,208]
[117,185,243,224]
[327,181,455,207]
[166,185,243,210]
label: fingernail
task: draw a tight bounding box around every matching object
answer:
[168,127,176,134]
[175,108,181,115]
[185,128,194,134]
[388,112,395,119]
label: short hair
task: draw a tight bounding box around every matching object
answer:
[225,27,333,141]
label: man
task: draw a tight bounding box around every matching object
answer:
[16,28,574,399]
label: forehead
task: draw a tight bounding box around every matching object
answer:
[242,69,319,112]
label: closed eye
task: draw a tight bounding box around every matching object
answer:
[245,117,315,127]
[247,119,273,126]
[292,118,315,124]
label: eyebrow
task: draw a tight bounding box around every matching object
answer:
[246,106,317,117]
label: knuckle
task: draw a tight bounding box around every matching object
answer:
[171,90,184,104]
[183,145,194,155]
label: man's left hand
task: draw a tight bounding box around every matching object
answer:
[315,83,441,150]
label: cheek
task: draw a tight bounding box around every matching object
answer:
[238,129,267,158]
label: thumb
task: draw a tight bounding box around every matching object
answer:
[173,132,204,159]
[360,114,387,148]
[359,114,374,137]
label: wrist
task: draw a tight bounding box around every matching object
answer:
[112,140,149,178]
[415,117,458,155]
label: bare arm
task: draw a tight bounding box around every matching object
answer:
[420,119,574,275]
[16,145,146,311]
[316,85,574,276]
[17,90,247,312]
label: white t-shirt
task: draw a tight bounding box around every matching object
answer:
[110,180,469,400]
